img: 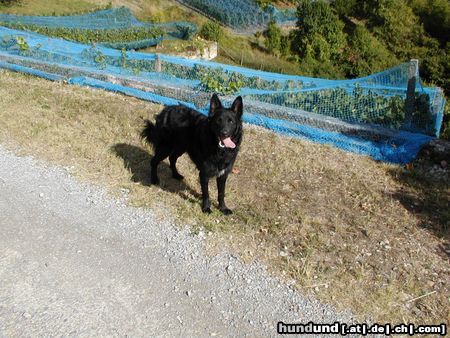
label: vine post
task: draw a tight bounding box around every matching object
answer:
[155,54,162,72]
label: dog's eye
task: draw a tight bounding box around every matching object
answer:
[228,118,233,124]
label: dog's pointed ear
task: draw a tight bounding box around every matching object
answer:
[231,96,243,119]
[209,93,222,117]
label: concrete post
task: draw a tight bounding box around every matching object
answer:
[155,54,161,72]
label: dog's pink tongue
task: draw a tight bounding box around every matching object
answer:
[222,137,236,149]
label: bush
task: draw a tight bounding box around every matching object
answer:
[199,22,223,42]
[441,105,450,140]
[343,25,397,77]
[263,20,281,54]
[333,0,357,17]
[293,0,346,60]
[411,0,450,43]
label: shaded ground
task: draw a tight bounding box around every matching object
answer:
[0,69,448,324]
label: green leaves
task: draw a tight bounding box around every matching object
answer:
[252,86,433,133]
[0,22,164,46]
[293,0,346,60]
[15,36,29,52]
[198,67,244,94]
[263,20,282,54]
[199,22,223,42]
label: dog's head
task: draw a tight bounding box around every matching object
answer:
[208,94,243,149]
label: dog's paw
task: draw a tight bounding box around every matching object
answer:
[202,206,212,214]
[220,207,233,215]
[150,177,160,185]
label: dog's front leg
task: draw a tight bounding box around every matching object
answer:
[217,174,232,215]
[199,172,211,213]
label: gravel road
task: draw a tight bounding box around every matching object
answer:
[0,145,354,337]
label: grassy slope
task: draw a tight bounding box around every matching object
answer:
[0,70,448,325]
[215,32,304,75]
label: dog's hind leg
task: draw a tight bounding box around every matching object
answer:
[150,146,171,185]
[169,147,185,181]
[217,174,232,215]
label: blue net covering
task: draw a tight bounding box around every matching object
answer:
[176,0,297,29]
[0,25,445,164]
[0,7,197,50]
[264,5,297,26]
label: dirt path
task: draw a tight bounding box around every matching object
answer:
[0,146,356,336]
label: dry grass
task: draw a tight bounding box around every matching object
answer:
[0,0,204,24]
[0,0,100,15]
[215,32,304,75]
[0,69,449,324]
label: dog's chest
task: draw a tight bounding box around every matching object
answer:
[217,168,227,177]
[204,150,235,177]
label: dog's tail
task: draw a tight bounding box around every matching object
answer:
[141,119,157,145]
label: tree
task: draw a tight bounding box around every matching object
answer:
[292,0,346,61]
[344,25,398,77]
[356,0,422,57]
[263,20,282,54]
[333,0,357,17]
[410,0,450,43]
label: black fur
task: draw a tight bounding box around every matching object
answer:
[141,94,243,215]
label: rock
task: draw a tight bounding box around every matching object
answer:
[419,139,450,163]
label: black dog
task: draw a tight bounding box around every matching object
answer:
[141,94,243,215]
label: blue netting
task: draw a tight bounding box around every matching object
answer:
[0,7,197,49]
[0,25,445,164]
[177,0,296,29]
[265,5,297,26]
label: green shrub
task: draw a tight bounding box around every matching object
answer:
[441,105,450,140]
[263,20,281,54]
[411,0,450,43]
[251,86,434,133]
[293,0,346,60]
[198,68,244,94]
[343,25,397,77]
[199,22,223,42]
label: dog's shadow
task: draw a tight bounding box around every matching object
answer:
[111,143,201,200]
